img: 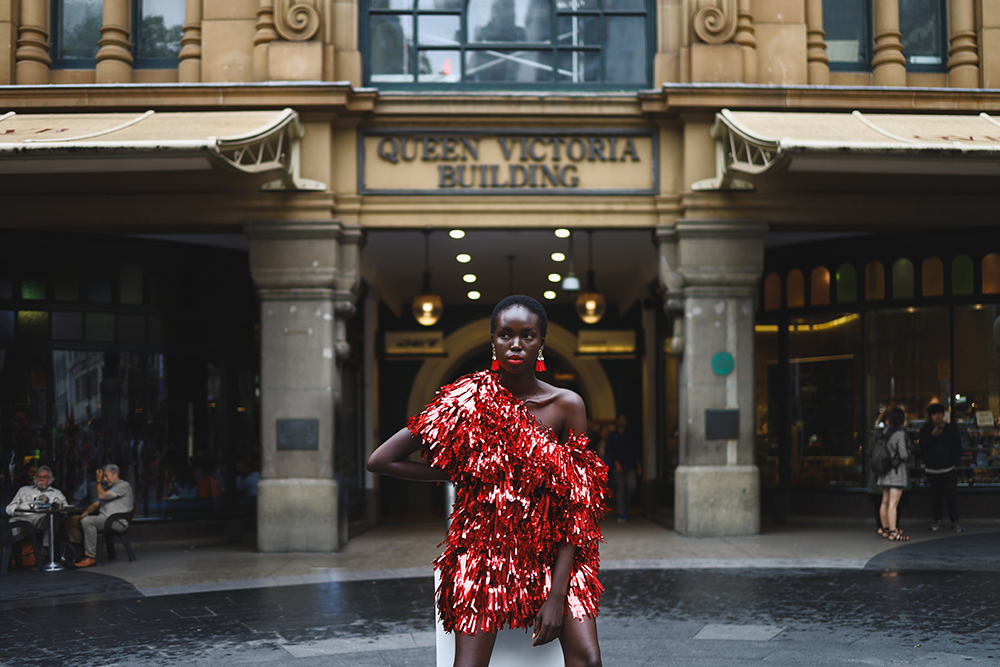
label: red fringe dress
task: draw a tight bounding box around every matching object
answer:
[407,370,609,636]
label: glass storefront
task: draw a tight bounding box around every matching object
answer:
[0,233,260,519]
[757,234,1000,494]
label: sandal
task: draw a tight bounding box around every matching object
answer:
[876,527,888,538]
[886,529,909,541]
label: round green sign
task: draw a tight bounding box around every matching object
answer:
[711,351,735,376]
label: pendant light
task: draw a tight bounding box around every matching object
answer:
[575,231,606,324]
[561,231,581,292]
[412,230,443,326]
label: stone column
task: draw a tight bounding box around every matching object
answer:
[178,0,203,82]
[734,0,756,83]
[331,0,361,86]
[671,220,766,537]
[14,0,52,84]
[246,221,362,552]
[872,0,906,86]
[947,0,979,88]
[95,0,133,83]
[805,0,829,84]
[253,0,277,81]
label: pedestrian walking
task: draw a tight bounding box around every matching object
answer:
[877,407,910,541]
[918,403,965,532]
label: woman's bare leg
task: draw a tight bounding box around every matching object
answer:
[879,489,890,531]
[887,488,903,532]
[558,615,602,667]
[453,630,497,667]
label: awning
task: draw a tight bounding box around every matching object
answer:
[694,109,1000,190]
[0,108,323,191]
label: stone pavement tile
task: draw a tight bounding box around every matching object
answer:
[693,624,785,641]
[638,638,779,661]
[599,616,706,640]
[379,646,438,666]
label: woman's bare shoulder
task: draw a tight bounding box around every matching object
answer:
[540,383,585,412]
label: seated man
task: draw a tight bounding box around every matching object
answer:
[65,464,134,568]
[4,465,69,552]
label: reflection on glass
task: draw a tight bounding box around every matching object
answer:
[865,261,885,300]
[18,310,49,340]
[371,15,415,82]
[556,0,597,8]
[120,265,144,304]
[983,253,1000,294]
[604,0,644,8]
[822,0,867,65]
[952,255,974,295]
[954,305,1000,486]
[787,269,805,308]
[54,265,80,301]
[922,256,944,296]
[557,15,600,46]
[836,263,857,303]
[55,0,102,61]
[418,15,461,46]
[86,313,115,342]
[466,50,552,81]
[604,16,645,82]
[137,0,184,60]
[88,270,113,303]
[900,0,943,65]
[52,311,84,340]
[418,0,461,8]
[811,266,830,306]
[892,258,914,299]
[22,276,45,300]
[373,0,414,8]
[0,311,13,338]
[788,313,863,485]
[468,0,551,43]
[420,50,462,81]
[556,50,599,82]
[764,273,781,311]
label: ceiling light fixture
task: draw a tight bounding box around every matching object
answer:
[463,274,477,283]
[548,273,562,283]
[412,230,443,326]
[449,229,465,239]
[575,230,606,324]
[467,290,481,300]
[561,231,580,291]
[456,253,471,263]
[543,290,557,300]
[554,228,570,239]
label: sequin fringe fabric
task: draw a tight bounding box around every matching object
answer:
[407,370,610,636]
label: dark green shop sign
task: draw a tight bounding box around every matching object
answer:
[360,129,657,195]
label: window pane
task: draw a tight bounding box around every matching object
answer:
[556,0,598,8]
[55,0,102,61]
[836,263,857,303]
[420,49,462,81]
[556,50,600,82]
[921,256,944,296]
[468,0,552,43]
[900,0,943,66]
[787,269,805,308]
[755,325,780,487]
[371,15,415,82]
[0,311,13,338]
[374,0,413,7]
[52,311,84,340]
[764,273,781,311]
[88,269,113,303]
[137,0,184,60]
[557,15,600,46]
[18,311,49,340]
[120,264,144,304]
[605,0,645,8]
[466,49,553,81]
[117,314,147,342]
[54,265,80,301]
[604,16,645,82]
[419,15,461,46]
[822,0,867,65]
[21,275,46,300]
[85,313,115,342]
[419,0,461,8]
[811,266,830,306]
[0,277,11,299]
[892,258,914,299]
[864,261,885,300]
[983,253,1000,294]
[952,255,974,295]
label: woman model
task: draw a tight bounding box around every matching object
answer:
[367,295,608,667]
[878,407,910,541]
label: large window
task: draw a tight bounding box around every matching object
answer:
[823,0,947,73]
[899,0,947,71]
[366,0,650,88]
[51,0,183,69]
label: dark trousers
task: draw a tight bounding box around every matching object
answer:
[927,469,960,523]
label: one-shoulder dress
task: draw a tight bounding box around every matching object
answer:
[407,370,609,636]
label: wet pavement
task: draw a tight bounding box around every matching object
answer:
[2,526,999,666]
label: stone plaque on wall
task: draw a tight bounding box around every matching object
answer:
[360,129,657,195]
[276,419,319,450]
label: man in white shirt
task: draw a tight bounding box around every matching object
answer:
[65,464,134,568]
[4,466,69,549]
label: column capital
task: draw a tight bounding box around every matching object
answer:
[246,220,364,293]
[676,219,767,290]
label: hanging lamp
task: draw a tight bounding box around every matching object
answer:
[561,231,581,292]
[575,231,606,324]
[412,230,443,326]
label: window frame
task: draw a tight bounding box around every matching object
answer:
[361,0,654,90]
[899,0,948,73]
[824,0,874,73]
[50,0,101,69]
[131,0,184,69]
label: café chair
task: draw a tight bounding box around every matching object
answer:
[95,508,137,566]
[1,519,41,576]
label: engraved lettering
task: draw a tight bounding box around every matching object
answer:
[377,136,399,164]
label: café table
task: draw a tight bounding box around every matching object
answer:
[14,505,83,572]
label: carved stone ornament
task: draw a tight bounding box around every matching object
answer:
[274,0,321,42]
[693,0,738,45]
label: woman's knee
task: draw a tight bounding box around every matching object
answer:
[566,650,602,667]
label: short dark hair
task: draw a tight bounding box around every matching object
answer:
[927,403,946,416]
[886,407,906,428]
[491,295,547,338]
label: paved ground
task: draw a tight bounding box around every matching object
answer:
[2,519,999,666]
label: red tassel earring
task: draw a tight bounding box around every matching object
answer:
[535,349,546,373]
[491,346,500,371]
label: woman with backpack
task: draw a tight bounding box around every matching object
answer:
[877,407,911,541]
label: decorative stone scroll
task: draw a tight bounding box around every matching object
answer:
[274,0,321,42]
[692,0,738,45]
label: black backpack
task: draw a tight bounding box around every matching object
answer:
[870,429,903,477]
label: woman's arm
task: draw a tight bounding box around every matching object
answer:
[366,426,450,482]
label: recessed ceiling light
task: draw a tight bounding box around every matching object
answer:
[548,273,561,283]
[449,229,465,239]
[467,290,481,300]
[554,229,570,238]
[550,252,565,262]
[543,291,557,300]
[456,253,471,263]
[463,274,477,283]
